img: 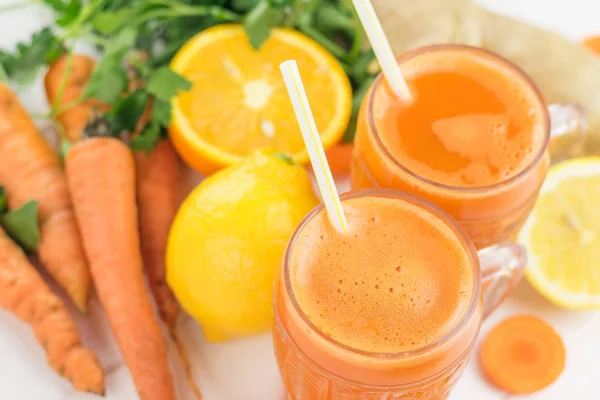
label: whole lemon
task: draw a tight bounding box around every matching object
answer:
[167,149,319,341]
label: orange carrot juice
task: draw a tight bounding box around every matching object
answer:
[351,45,550,248]
[273,191,483,399]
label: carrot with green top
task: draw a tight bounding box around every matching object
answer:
[66,136,175,400]
[44,54,109,141]
[0,225,104,394]
[0,82,91,312]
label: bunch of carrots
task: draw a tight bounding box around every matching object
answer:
[0,52,194,399]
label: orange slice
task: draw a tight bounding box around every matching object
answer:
[169,24,352,175]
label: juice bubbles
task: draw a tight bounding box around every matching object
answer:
[351,45,550,248]
[273,191,483,399]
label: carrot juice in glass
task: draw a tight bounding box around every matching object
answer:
[351,45,584,248]
[273,190,526,400]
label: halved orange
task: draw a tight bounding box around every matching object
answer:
[169,24,352,175]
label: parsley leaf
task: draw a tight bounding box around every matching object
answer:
[92,8,132,35]
[1,201,41,251]
[268,0,295,7]
[0,28,64,86]
[244,0,280,49]
[0,53,9,82]
[231,0,261,12]
[43,0,68,9]
[146,66,192,101]
[107,89,149,134]
[0,186,5,213]
[105,28,137,57]
[43,0,79,12]
[56,0,83,27]
[82,57,128,103]
[152,98,172,127]
[82,28,136,103]
[130,121,161,151]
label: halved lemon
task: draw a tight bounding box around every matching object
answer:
[519,157,600,308]
[169,24,352,175]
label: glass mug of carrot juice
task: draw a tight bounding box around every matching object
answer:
[351,45,585,249]
[273,189,526,400]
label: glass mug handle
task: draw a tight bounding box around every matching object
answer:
[478,242,527,318]
[478,104,585,318]
[549,103,587,139]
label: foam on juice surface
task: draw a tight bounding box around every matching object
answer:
[373,49,546,188]
[289,196,473,354]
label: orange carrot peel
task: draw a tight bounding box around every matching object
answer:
[0,226,104,394]
[0,83,91,312]
[67,137,176,400]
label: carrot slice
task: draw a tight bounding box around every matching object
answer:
[582,36,600,55]
[480,315,565,395]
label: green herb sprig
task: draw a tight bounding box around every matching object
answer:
[0,0,377,145]
[0,186,41,251]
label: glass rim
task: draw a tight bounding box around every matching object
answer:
[282,189,482,360]
[366,43,551,193]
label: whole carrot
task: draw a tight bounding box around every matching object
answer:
[44,54,109,141]
[135,138,203,399]
[0,83,91,312]
[0,226,104,394]
[66,137,175,400]
[135,139,180,329]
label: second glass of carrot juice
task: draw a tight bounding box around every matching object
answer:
[273,190,526,400]
[351,44,583,248]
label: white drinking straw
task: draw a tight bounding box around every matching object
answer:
[279,60,348,234]
[351,0,412,102]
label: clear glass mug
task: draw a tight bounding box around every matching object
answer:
[273,189,526,400]
[351,44,586,249]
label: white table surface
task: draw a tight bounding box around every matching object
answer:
[1,1,599,399]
